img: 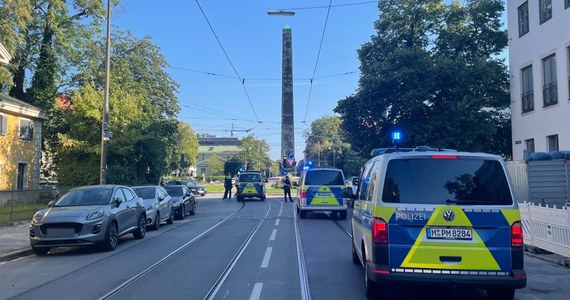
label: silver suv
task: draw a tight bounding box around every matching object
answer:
[30,185,147,255]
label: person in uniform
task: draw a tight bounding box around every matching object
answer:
[223,173,233,199]
[283,175,293,202]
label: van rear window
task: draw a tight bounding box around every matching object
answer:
[305,170,344,186]
[382,158,513,205]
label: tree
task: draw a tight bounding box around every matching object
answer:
[335,0,510,157]
[303,116,350,168]
[207,154,223,176]
[238,135,270,171]
[168,121,199,175]
[0,0,32,90]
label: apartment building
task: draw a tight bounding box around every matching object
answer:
[508,0,570,160]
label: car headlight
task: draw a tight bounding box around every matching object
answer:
[32,210,45,222]
[87,210,104,220]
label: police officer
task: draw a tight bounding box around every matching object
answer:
[283,175,293,202]
[223,173,233,199]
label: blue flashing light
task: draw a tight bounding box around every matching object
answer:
[302,166,309,170]
[391,131,402,141]
[308,161,313,165]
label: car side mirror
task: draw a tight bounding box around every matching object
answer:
[48,200,54,207]
[114,197,123,207]
[341,188,354,199]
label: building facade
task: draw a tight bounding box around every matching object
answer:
[0,93,48,190]
[195,135,241,177]
[508,0,570,160]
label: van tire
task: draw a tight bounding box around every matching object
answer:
[300,211,306,219]
[352,240,360,265]
[339,210,347,220]
[365,261,382,299]
[487,288,515,300]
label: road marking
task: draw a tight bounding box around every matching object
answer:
[261,247,272,268]
[250,283,263,300]
[275,219,280,226]
[278,206,283,216]
[270,229,277,241]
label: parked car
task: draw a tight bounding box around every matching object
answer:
[29,185,147,255]
[164,185,196,219]
[132,186,174,230]
[187,181,207,197]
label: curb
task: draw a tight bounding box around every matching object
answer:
[524,251,570,268]
[0,247,34,263]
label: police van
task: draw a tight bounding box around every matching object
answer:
[297,167,348,219]
[344,151,526,299]
[236,171,266,201]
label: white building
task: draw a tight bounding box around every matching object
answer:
[508,0,570,160]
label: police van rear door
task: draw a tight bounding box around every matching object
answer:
[379,154,517,275]
[301,169,345,208]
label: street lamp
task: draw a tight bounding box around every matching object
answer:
[100,0,112,184]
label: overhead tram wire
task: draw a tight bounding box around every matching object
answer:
[182,101,258,123]
[302,0,333,125]
[194,0,261,124]
[166,66,238,79]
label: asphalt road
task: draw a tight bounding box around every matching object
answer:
[0,195,568,300]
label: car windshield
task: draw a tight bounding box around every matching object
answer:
[239,174,261,182]
[382,158,513,205]
[132,187,155,199]
[304,170,344,186]
[54,188,112,207]
[164,187,183,197]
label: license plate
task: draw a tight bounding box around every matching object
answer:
[47,228,75,238]
[427,228,472,240]
[317,192,332,197]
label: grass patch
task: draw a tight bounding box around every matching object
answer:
[0,203,45,226]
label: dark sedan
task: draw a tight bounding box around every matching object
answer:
[164,185,196,219]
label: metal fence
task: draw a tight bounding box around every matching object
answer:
[520,202,570,257]
[0,188,66,226]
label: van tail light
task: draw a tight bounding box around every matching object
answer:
[511,221,523,247]
[301,190,307,199]
[372,218,388,244]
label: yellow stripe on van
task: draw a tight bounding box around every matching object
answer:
[501,208,521,226]
[241,183,258,194]
[400,206,500,270]
[372,206,396,222]
[310,186,340,205]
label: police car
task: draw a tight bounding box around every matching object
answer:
[297,167,348,219]
[236,171,266,201]
[344,150,526,299]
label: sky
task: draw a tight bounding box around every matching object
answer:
[111,0,380,161]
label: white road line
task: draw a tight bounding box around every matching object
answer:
[275,219,280,226]
[270,229,277,241]
[278,206,283,216]
[261,247,273,268]
[250,283,263,300]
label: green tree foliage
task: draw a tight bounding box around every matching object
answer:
[0,0,32,90]
[167,121,199,175]
[207,154,223,176]
[238,135,270,171]
[334,0,511,157]
[303,115,351,169]
[53,30,180,186]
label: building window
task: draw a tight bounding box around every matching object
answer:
[542,54,558,107]
[547,134,559,151]
[521,65,534,113]
[539,0,552,24]
[525,139,535,153]
[518,2,529,37]
[19,118,34,140]
[0,114,7,136]
[17,163,28,190]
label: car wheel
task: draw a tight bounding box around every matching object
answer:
[102,221,119,251]
[339,210,347,220]
[190,202,196,215]
[352,240,360,265]
[180,205,186,219]
[151,212,160,230]
[166,209,174,224]
[133,214,146,239]
[487,289,515,300]
[32,246,50,256]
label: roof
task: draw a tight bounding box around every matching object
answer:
[0,93,48,120]
[198,145,240,153]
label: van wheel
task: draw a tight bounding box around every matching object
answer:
[487,288,515,300]
[351,240,360,265]
[339,210,347,220]
[300,211,306,219]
